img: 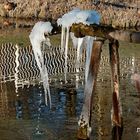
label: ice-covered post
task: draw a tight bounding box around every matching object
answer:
[57,9,101,139]
[77,40,103,139]
[109,40,123,140]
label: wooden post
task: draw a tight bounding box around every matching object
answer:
[109,40,123,140]
[71,23,140,44]
[77,40,103,140]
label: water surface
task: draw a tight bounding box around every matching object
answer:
[0,26,140,140]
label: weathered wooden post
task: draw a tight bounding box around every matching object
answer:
[77,40,103,140]
[109,40,123,140]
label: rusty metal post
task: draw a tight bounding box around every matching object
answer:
[109,40,123,140]
[77,40,103,140]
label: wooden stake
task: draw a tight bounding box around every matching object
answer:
[109,40,123,140]
[77,40,103,140]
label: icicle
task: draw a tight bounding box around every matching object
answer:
[70,33,84,88]
[70,32,79,67]
[76,38,84,67]
[29,21,53,108]
[70,32,78,48]
[15,44,19,93]
[61,26,66,53]
[85,36,94,82]
[70,32,84,67]
[64,27,70,83]
[75,38,83,89]
[31,40,51,107]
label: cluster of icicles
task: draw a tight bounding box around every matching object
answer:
[29,9,100,108]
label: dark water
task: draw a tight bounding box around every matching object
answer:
[0,27,140,140]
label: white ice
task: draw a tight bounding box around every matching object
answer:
[76,38,84,66]
[70,32,84,66]
[84,36,95,82]
[70,34,95,82]
[29,21,53,107]
[57,9,100,27]
[64,27,70,83]
[57,8,81,28]
[70,33,85,89]
[60,26,66,52]
[70,32,78,48]
[57,9,100,83]
[58,9,100,137]
[15,44,19,93]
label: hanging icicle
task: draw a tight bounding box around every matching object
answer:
[57,9,100,84]
[29,21,53,108]
[64,27,70,83]
[61,26,66,53]
[84,36,95,82]
[77,38,84,67]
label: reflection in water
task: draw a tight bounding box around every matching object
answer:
[0,41,140,139]
[15,100,23,119]
[0,81,84,139]
[15,44,19,93]
[0,82,9,118]
[29,85,46,136]
[0,43,85,88]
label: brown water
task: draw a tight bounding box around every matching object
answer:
[0,27,140,140]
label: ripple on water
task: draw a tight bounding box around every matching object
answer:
[0,40,140,139]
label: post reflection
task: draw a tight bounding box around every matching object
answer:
[65,89,77,117]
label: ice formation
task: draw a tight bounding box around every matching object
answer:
[57,9,100,82]
[64,27,70,82]
[15,44,19,93]
[57,9,100,27]
[57,9,100,137]
[29,21,53,107]
[84,36,95,82]
[28,9,100,108]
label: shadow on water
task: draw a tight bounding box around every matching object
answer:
[0,27,140,140]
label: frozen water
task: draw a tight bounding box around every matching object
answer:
[75,10,100,25]
[57,9,100,27]
[70,33,95,82]
[60,26,66,52]
[64,27,70,83]
[58,9,100,83]
[29,21,53,107]
[70,32,78,48]
[57,9,81,28]
[76,38,84,66]
[84,36,95,82]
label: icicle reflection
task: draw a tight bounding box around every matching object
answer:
[15,44,19,93]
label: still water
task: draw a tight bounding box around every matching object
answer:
[0,26,140,140]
